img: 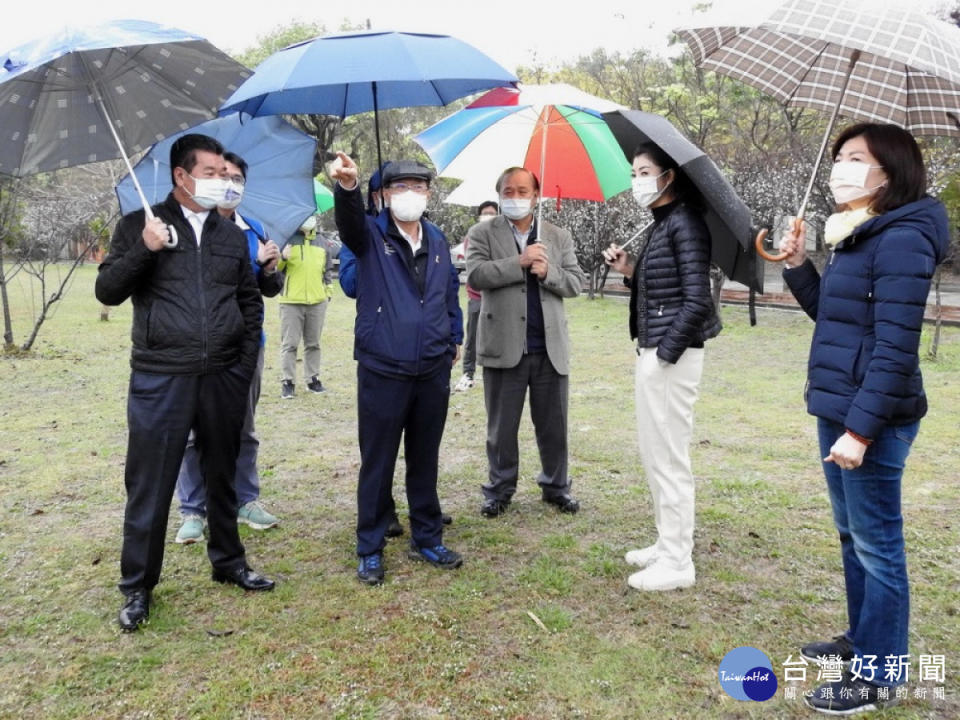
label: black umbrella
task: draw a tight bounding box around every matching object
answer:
[602,109,762,293]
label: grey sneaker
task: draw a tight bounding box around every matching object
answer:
[237,501,279,530]
[175,515,205,544]
[281,380,294,399]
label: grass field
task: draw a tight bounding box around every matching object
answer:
[1,265,958,719]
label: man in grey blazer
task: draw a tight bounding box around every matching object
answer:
[465,167,585,517]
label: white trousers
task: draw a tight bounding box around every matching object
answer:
[634,346,704,570]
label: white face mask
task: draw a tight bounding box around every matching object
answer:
[829,161,885,205]
[389,191,428,222]
[185,175,227,210]
[500,197,534,220]
[631,171,669,208]
[478,213,496,223]
[299,215,317,233]
[220,180,244,210]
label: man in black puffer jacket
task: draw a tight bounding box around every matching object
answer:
[96,134,274,633]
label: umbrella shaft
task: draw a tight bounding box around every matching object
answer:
[797,50,861,221]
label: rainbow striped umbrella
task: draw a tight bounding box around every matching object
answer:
[414,83,630,204]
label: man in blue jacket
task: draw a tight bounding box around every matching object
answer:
[331,152,463,585]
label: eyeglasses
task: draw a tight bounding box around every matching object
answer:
[388,181,429,193]
[227,175,246,185]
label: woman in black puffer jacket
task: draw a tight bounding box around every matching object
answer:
[604,142,721,592]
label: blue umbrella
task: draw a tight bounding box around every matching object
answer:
[219,29,517,171]
[116,114,316,245]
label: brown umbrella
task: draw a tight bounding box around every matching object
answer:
[676,0,960,261]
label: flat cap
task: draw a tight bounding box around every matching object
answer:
[382,160,433,186]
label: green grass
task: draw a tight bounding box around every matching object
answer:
[1,265,958,719]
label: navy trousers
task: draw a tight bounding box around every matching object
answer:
[119,367,249,595]
[356,362,450,556]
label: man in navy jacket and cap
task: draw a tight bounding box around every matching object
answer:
[331,152,463,585]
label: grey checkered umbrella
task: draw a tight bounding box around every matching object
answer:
[677,0,960,137]
[676,0,960,261]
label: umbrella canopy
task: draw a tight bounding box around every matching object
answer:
[676,0,960,262]
[603,109,762,292]
[314,179,334,213]
[415,83,631,203]
[676,0,960,137]
[116,114,316,245]
[0,19,250,178]
[218,29,518,171]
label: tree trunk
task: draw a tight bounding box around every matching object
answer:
[0,240,13,350]
[709,264,723,311]
[928,266,942,360]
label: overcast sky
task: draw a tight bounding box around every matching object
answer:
[2,0,942,73]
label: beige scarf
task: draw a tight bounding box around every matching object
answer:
[823,207,875,248]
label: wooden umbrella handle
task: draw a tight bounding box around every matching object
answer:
[755,227,788,263]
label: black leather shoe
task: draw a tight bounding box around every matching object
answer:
[543,494,580,514]
[481,498,509,517]
[212,566,275,591]
[441,512,453,525]
[385,515,405,538]
[118,589,151,632]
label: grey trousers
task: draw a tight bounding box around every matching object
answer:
[481,352,570,502]
[462,297,481,377]
[279,301,327,383]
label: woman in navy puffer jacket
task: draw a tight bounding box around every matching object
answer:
[604,142,722,593]
[779,123,949,715]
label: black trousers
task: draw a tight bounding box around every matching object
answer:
[356,363,450,557]
[119,367,249,595]
[481,352,570,502]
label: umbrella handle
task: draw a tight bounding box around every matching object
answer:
[164,225,179,249]
[754,228,787,262]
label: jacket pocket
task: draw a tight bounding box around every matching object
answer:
[210,244,245,285]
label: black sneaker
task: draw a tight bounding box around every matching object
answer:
[307,376,324,393]
[281,380,295,399]
[804,671,898,715]
[801,634,855,665]
[357,553,384,585]
[385,514,405,538]
[408,542,462,569]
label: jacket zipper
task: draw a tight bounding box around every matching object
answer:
[196,231,208,371]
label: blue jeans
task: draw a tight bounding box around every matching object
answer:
[817,418,919,687]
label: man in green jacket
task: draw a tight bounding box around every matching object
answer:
[277,216,334,398]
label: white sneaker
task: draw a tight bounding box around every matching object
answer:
[627,560,695,591]
[624,544,660,568]
[453,374,474,392]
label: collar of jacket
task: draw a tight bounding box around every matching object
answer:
[374,210,443,252]
[161,192,224,237]
[650,199,681,223]
[833,195,945,258]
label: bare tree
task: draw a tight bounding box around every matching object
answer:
[1,165,117,352]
